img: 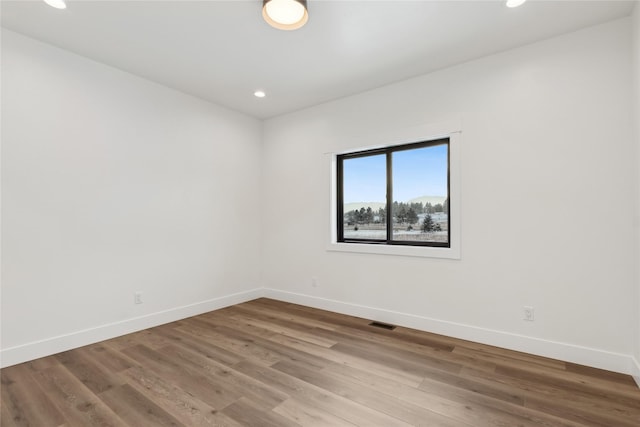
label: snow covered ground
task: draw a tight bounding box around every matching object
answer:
[343,213,448,242]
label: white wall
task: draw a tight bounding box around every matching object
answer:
[0,30,263,367]
[633,2,640,382]
[262,18,636,373]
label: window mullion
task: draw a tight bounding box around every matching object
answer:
[337,156,344,242]
[386,150,393,243]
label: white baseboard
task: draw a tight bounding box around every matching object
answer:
[3,286,637,381]
[0,288,263,368]
[632,357,640,388]
[263,288,637,377]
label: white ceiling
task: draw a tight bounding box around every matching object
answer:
[1,0,636,119]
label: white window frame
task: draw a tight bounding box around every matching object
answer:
[327,120,461,259]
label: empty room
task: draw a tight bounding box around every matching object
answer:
[2,0,640,425]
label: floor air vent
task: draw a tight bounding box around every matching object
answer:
[369,321,396,330]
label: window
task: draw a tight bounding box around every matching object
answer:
[337,138,450,247]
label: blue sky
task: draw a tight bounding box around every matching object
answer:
[342,144,448,203]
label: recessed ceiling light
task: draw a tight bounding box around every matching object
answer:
[263,0,308,31]
[44,0,67,9]
[506,0,527,8]
[254,90,266,98]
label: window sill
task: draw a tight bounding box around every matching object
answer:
[326,242,460,259]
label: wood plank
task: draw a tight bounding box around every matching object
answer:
[272,397,358,427]
[26,355,60,372]
[463,366,640,425]
[151,325,245,367]
[331,340,462,377]
[107,328,172,351]
[453,342,567,371]
[175,319,332,371]
[55,348,126,395]
[82,343,138,373]
[255,299,377,330]
[564,362,640,388]
[121,344,241,410]
[186,312,279,342]
[233,359,411,427]
[312,326,466,374]
[524,394,640,427]
[235,299,338,331]
[417,375,584,427]
[31,364,127,426]
[494,364,640,407]
[175,313,332,370]
[99,383,184,426]
[120,365,244,427]
[174,320,283,365]
[325,324,498,373]
[267,332,425,387]
[272,359,466,427]
[1,363,66,427]
[157,343,289,410]
[222,310,338,348]
[221,397,301,427]
[353,362,558,427]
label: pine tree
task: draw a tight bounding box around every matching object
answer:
[378,207,386,224]
[396,205,407,224]
[406,208,418,225]
[422,213,436,232]
[365,207,374,224]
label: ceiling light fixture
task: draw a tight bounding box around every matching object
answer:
[262,0,308,31]
[506,0,527,8]
[254,90,266,98]
[44,0,67,9]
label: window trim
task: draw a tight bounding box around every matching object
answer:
[327,120,461,259]
[337,138,451,247]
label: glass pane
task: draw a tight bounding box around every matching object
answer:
[342,154,386,240]
[392,144,448,244]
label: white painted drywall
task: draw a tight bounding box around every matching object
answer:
[1,30,263,366]
[262,19,636,373]
[632,2,640,381]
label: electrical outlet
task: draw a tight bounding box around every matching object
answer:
[134,292,143,304]
[523,306,534,321]
[311,277,318,287]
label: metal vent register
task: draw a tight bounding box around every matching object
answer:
[368,321,396,330]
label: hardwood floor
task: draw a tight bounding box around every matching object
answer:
[2,298,640,426]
